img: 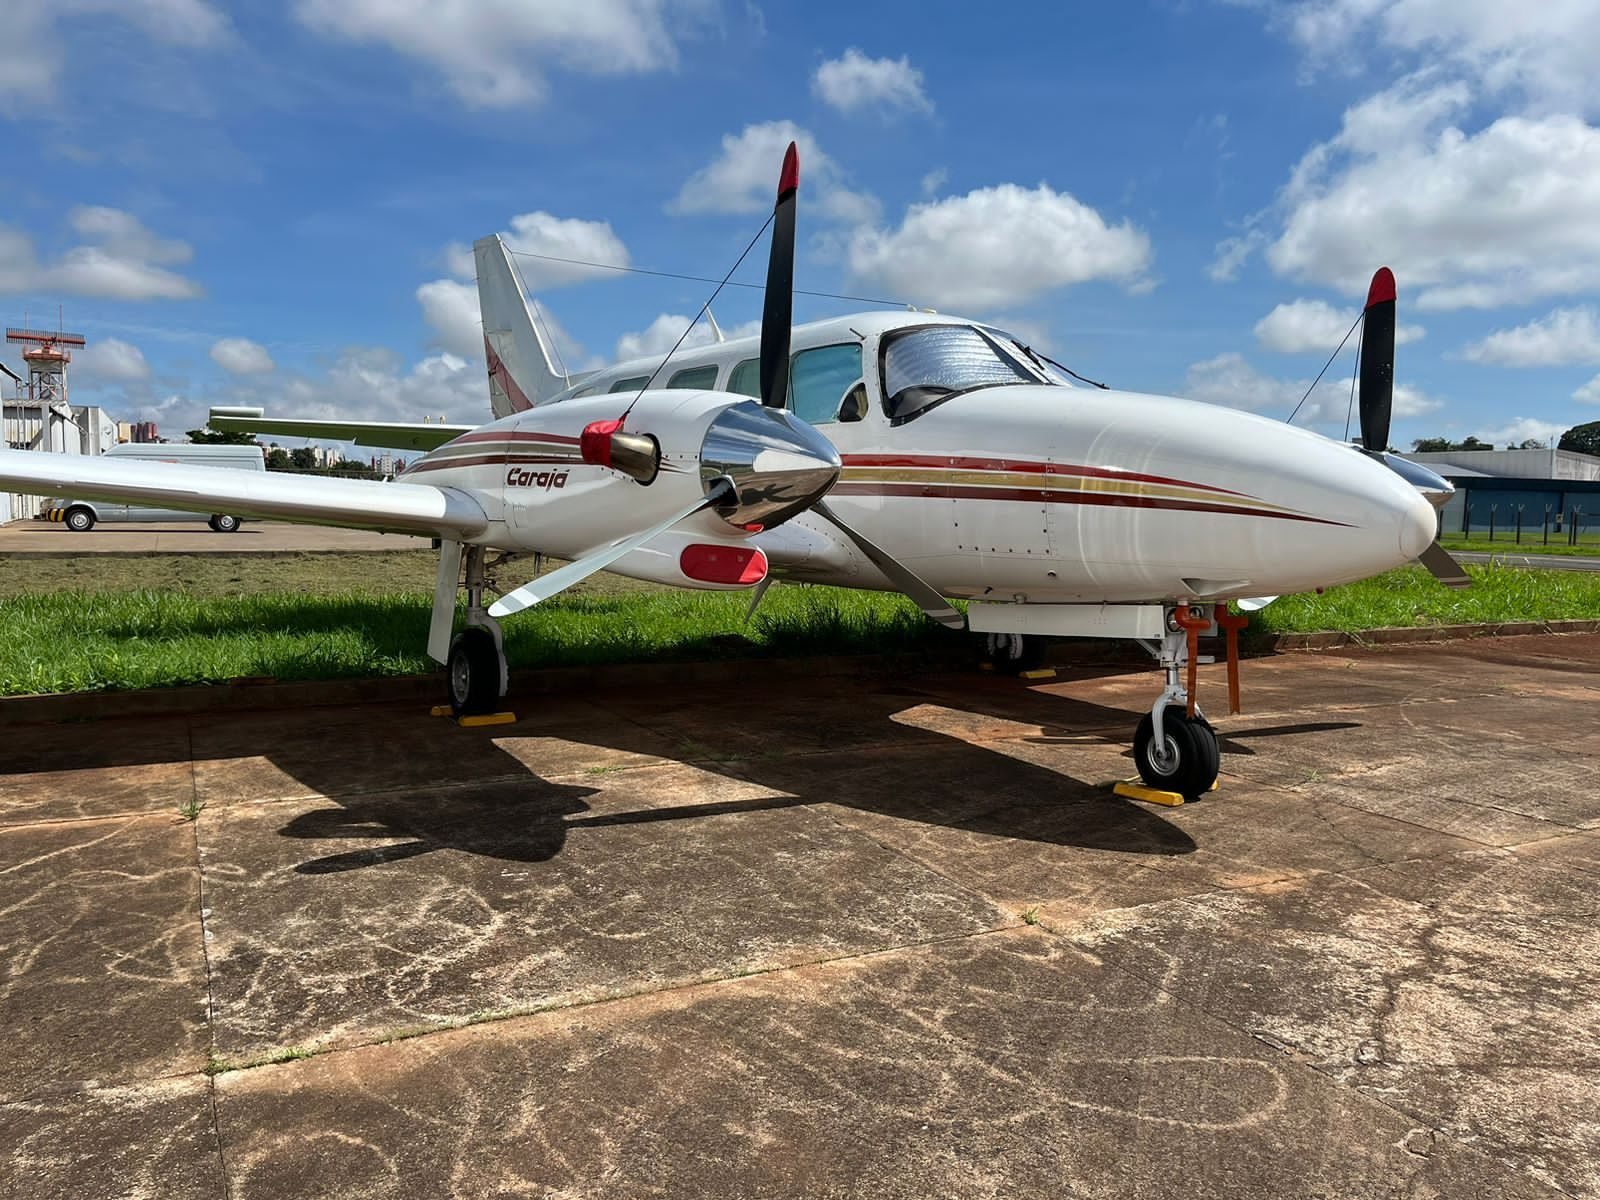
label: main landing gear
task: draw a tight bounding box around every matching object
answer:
[1132,607,1225,799]
[430,543,510,717]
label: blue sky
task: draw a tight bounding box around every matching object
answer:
[4,0,1600,449]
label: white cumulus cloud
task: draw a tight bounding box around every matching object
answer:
[672,121,878,224]
[1464,306,1600,366]
[1182,351,1441,429]
[0,207,201,301]
[1254,298,1424,353]
[812,49,932,117]
[293,0,690,108]
[847,184,1152,311]
[415,277,589,375]
[1473,417,1570,447]
[1575,376,1600,404]
[613,313,760,363]
[74,338,151,381]
[1248,77,1600,310]
[0,0,229,111]
[210,337,274,375]
[1269,0,1600,115]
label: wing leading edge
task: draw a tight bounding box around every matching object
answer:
[206,410,474,453]
[0,450,488,538]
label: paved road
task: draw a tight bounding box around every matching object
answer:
[1455,549,1600,571]
[3,635,1598,1198]
[0,519,430,554]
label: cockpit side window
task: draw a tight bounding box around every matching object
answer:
[879,325,1038,422]
[727,357,761,398]
[607,375,651,394]
[789,343,862,425]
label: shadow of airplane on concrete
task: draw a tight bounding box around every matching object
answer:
[0,661,1365,875]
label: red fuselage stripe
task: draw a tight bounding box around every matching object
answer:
[840,454,1253,499]
[830,482,1349,526]
[446,429,582,447]
[407,453,578,473]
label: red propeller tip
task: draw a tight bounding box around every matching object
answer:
[777,142,799,198]
[1365,266,1396,309]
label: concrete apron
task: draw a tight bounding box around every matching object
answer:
[1,632,1597,1198]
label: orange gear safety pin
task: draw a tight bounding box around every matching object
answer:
[1171,603,1210,718]
[1215,604,1250,715]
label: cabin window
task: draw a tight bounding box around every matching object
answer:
[880,325,1035,422]
[666,365,718,390]
[607,375,651,394]
[727,357,761,398]
[789,344,862,425]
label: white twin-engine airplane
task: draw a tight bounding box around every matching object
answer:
[0,144,1466,798]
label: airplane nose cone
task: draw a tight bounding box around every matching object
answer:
[700,401,842,530]
[1399,488,1439,561]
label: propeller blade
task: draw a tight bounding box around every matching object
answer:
[812,499,965,629]
[1359,266,1396,453]
[758,142,799,410]
[1417,541,1472,589]
[743,575,773,623]
[489,483,730,617]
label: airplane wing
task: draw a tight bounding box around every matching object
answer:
[0,449,488,538]
[207,408,474,453]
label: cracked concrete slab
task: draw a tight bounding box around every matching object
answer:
[0,716,195,826]
[215,929,1560,1200]
[0,815,208,1102]
[1,1076,224,1200]
[2,631,1597,1198]
[1068,844,1600,1197]
[197,762,1004,1063]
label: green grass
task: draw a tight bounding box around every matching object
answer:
[0,585,948,696]
[1,558,1597,697]
[1250,562,1600,633]
[1438,535,1600,557]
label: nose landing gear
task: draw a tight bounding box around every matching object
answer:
[1133,608,1221,799]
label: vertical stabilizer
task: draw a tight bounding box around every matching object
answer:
[473,234,568,417]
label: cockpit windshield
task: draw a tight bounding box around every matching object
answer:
[881,325,1048,422]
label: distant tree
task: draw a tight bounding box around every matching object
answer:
[1559,420,1600,457]
[1517,438,1547,450]
[289,447,317,470]
[1412,437,1453,452]
[265,448,291,470]
[1457,436,1493,451]
[186,428,258,446]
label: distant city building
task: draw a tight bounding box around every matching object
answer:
[130,421,159,443]
[116,420,133,443]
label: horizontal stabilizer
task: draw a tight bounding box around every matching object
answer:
[208,410,473,453]
[0,449,488,539]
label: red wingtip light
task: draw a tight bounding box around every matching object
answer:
[1365,266,1396,309]
[777,141,799,199]
[580,418,623,467]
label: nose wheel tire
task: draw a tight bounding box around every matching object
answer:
[1133,710,1220,799]
[447,627,501,717]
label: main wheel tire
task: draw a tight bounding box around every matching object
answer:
[983,632,1048,675]
[446,627,502,717]
[65,507,95,532]
[212,514,241,533]
[1133,710,1220,799]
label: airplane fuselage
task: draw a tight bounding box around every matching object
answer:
[400,310,1437,606]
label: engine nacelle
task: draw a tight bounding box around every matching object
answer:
[605,529,768,591]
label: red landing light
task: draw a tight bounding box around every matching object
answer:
[680,544,768,586]
[580,419,624,467]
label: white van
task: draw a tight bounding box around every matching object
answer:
[44,443,266,532]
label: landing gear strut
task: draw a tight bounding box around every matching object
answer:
[431,543,509,717]
[1133,610,1220,798]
